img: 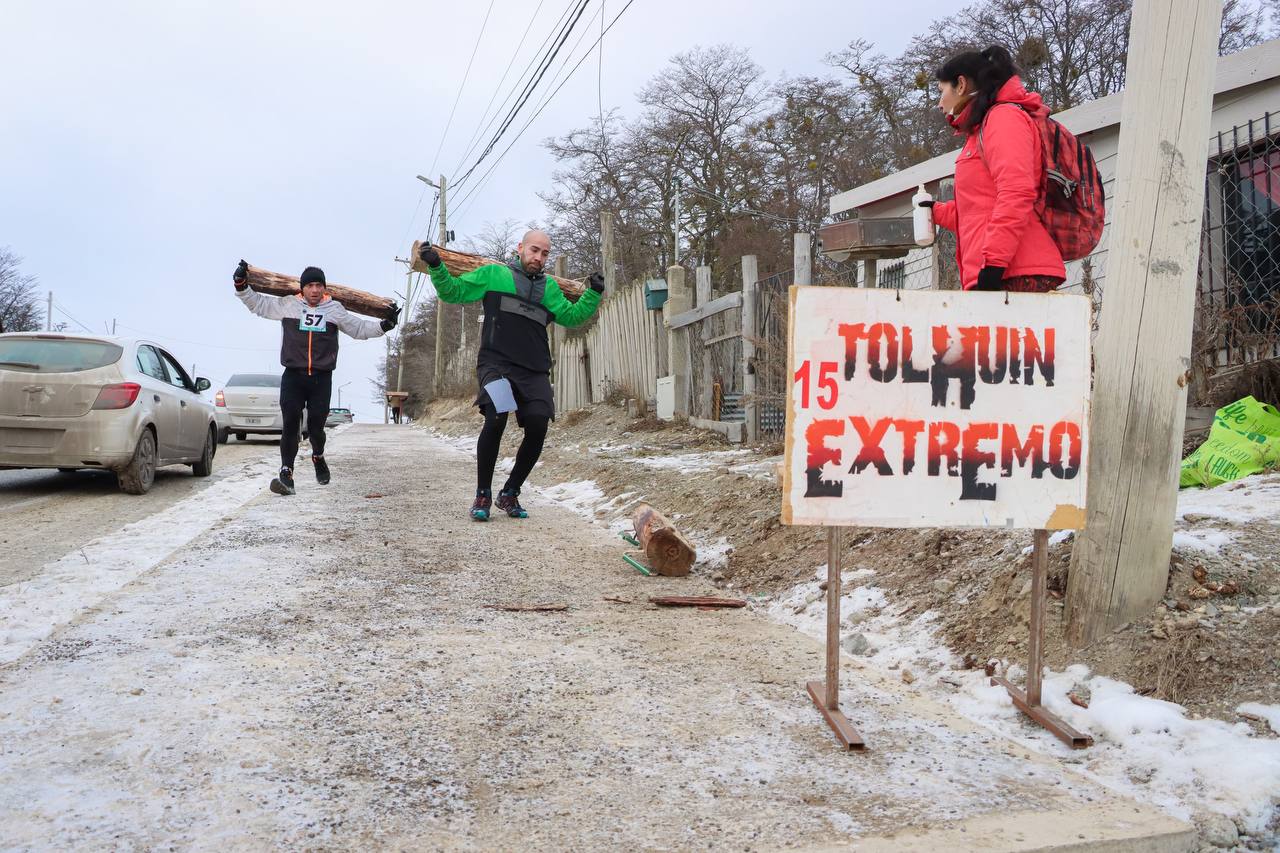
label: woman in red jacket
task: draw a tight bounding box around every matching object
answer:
[925,45,1065,292]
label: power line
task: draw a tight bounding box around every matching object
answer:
[683,184,799,226]
[423,0,498,182]
[453,1,612,222]
[449,5,606,225]
[448,0,556,183]
[52,300,94,333]
[399,0,496,259]
[115,321,277,353]
[451,0,593,193]
[450,0,639,222]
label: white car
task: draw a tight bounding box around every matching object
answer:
[215,373,287,443]
[0,333,219,494]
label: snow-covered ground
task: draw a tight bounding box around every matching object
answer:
[763,473,1280,841]
[0,454,275,665]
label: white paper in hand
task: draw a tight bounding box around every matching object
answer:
[484,377,518,413]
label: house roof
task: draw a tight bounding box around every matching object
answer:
[829,38,1280,215]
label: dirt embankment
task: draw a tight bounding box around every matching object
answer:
[425,398,1280,727]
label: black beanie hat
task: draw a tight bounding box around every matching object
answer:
[300,266,326,287]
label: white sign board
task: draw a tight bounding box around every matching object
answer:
[782,287,1091,530]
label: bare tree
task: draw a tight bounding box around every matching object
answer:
[0,248,42,335]
[463,218,522,261]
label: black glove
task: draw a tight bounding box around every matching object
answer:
[974,266,1005,291]
[419,243,442,269]
[233,259,248,288]
[916,199,935,208]
[380,302,401,332]
[588,272,605,293]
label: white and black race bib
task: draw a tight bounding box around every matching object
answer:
[299,310,327,332]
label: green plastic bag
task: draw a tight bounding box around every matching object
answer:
[1180,396,1280,488]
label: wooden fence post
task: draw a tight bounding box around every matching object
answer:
[934,179,960,291]
[696,266,712,420]
[663,265,691,415]
[742,255,758,441]
[1066,0,1224,646]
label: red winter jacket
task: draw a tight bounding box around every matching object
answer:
[932,77,1066,289]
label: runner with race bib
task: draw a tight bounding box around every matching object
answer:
[419,231,603,521]
[232,262,400,495]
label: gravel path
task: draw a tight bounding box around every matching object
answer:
[0,425,1187,850]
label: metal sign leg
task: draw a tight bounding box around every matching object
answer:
[991,529,1093,749]
[807,526,865,750]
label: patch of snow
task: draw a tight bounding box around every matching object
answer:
[1237,702,1280,734]
[532,480,606,520]
[1177,473,1280,526]
[693,536,733,570]
[1171,529,1235,554]
[0,457,272,665]
[427,429,476,456]
[626,448,753,473]
[765,569,1280,836]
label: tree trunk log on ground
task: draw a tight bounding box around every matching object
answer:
[631,503,696,577]
[240,264,396,320]
[410,241,585,300]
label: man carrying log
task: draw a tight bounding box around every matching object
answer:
[418,230,603,521]
[232,260,400,496]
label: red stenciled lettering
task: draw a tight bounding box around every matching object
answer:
[960,422,999,500]
[1000,423,1047,478]
[837,323,867,381]
[1048,420,1082,479]
[892,418,925,475]
[866,323,899,383]
[927,421,961,476]
[849,416,894,475]
[804,418,845,498]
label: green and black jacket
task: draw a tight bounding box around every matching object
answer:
[428,260,601,373]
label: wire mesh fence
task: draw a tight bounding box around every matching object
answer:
[1197,111,1280,400]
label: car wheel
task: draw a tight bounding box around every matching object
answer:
[117,429,157,495]
[236,432,247,442]
[217,427,229,445]
[192,427,215,477]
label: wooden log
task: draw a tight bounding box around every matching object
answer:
[631,503,696,577]
[648,596,746,609]
[410,241,586,300]
[241,263,396,320]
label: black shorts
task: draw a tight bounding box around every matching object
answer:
[475,362,555,424]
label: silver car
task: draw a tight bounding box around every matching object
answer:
[215,372,287,443]
[0,333,219,494]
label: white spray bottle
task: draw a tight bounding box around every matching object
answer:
[912,183,935,247]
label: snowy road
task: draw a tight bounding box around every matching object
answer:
[0,425,1190,850]
[0,439,279,587]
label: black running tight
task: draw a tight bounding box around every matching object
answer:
[476,410,550,493]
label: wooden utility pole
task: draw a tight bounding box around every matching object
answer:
[601,211,615,292]
[793,233,812,286]
[432,174,448,397]
[1066,0,1223,646]
[663,265,691,416]
[741,255,759,441]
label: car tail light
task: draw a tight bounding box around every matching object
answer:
[215,390,226,407]
[92,382,142,410]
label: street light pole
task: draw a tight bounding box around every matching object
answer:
[337,381,350,408]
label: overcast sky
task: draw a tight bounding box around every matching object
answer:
[0,0,966,421]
